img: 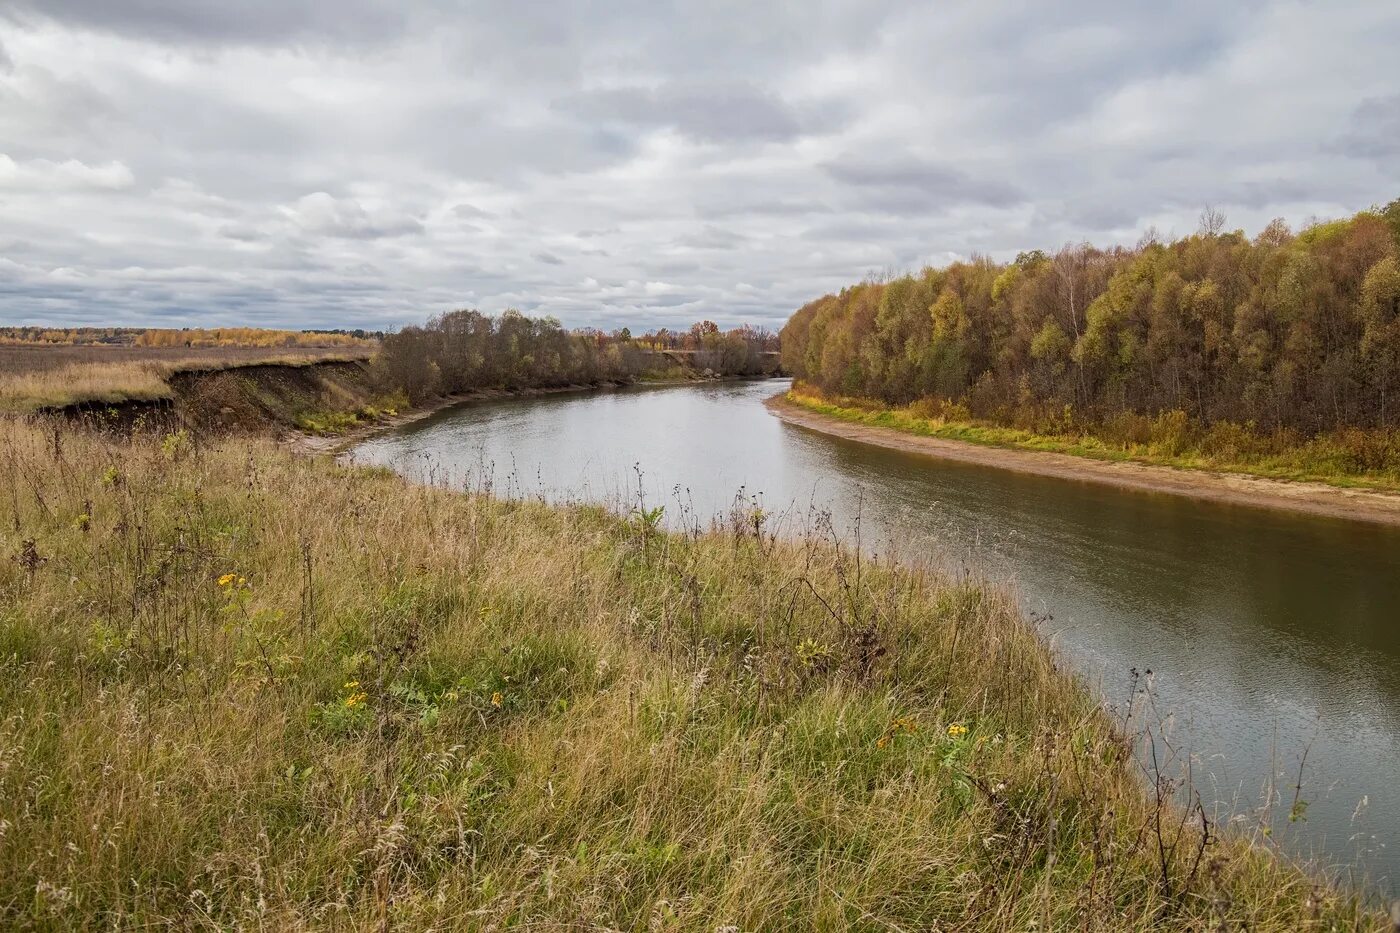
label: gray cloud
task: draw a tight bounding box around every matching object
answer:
[559,82,845,144]
[824,155,1026,211]
[217,222,264,242]
[2,0,414,47]
[1055,201,1142,233]
[0,1,1396,331]
[1336,95,1400,162]
[673,225,748,250]
[0,154,134,190]
[452,203,495,219]
[284,193,424,240]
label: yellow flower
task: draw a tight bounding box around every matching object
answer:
[876,735,889,749]
[344,692,368,709]
[947,723,968,739]
[490,691,503,708]
[217,573,236,588]
[237,576,247,587]
[444,690,460,703]
[343,680,360,690]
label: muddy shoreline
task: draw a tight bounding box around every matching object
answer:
[765,394,1400,528]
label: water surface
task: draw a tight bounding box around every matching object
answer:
[352,379,1400,888]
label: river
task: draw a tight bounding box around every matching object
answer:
[350,377,1400,889]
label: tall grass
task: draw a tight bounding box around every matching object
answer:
[0,361,175,411]
[0,418,1382,929]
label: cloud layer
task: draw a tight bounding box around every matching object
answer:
[1,1,1397,331]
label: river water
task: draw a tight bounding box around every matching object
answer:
[350,378,1400,888]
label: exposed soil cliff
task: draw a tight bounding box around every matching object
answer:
[43,359,379,434]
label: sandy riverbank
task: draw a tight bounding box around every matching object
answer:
[765,393,1400,528]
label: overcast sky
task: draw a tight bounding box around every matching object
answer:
[1,2,1397,332]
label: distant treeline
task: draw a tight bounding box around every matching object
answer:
[0,326,378,348]
[600,321,781,353]
[782,200,1400,437]
[376,309,776,402]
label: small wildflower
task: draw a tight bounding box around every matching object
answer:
[217,573,236,588]
[490,691,503,708]
[947,723,969,739]
[876,717,917,749]
[345,692,368,709]
[343,680,360,690]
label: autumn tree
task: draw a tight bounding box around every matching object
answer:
[779,201,1400,439]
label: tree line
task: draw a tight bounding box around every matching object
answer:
[624,321,780,354]
[781,201,1400,446]
[375,309,776,402]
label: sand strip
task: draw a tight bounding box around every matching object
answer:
[765,394,1400,528]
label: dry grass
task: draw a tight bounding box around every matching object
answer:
[0,345,373,413]
[0,419,1383,929]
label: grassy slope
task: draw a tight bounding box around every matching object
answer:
[0,420,1379,930]
[0,349,374,414]
[785,388,1400,494]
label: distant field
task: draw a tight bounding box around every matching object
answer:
[0,343,374,412]
[0,343,373,375]
[0,325,377,349]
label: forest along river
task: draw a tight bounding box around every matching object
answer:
[350,378,1400,889]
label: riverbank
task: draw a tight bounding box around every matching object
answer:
[769,392,1400,528]
[295,374,785,456]
[293,381,626,454]
[0,415,1381,929]
[11,354,769,450]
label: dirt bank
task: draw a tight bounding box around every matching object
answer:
[173,359,376,430]
[293,382,628,455]
[34,358,378,433]
[765,394,1400,528]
